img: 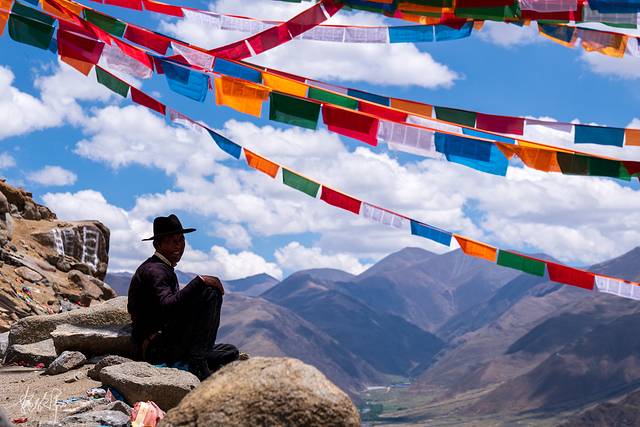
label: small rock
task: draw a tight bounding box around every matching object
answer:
[100,362,200,411]
[15,266,43,283]
[46,350,86,375]
[4,339,57,366]
[4,213,13,241]
[159,357,360,427]
[64,373,80,383]
[88,355,133,381]
[60,409,129,427]
[105,400,132,416]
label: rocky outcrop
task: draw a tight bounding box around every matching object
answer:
[58,409,130,427]
[7,296,129,346]
[0,179,113,332]
[160,357,360,427]
[4,338,57,366]
[99,362,200,411]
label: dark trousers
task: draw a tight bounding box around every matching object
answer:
[144,286,239,370]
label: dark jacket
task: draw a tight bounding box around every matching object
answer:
[127,255,204,345]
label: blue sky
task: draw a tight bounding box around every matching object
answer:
[1,0,639,280]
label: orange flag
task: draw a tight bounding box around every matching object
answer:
[214,77,270,117]
[454,235,497,263]
[61,56,94,76]
[262,72,307,98]
[244,149,279,178]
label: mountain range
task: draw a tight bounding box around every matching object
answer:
[105,246,640,425]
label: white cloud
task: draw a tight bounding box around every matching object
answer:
[274,241,371,274]
[0,153,16,169]
[477,22,539,47]
[212,222,253,250]
[581,51,640,80]
[180,245,282,280]
[160,1,458,88]
[28,165,77,186]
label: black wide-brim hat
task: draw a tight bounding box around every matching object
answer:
[142,214,196,241]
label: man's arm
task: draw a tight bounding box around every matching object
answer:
[147,266,205,311]
[198,275,225,295]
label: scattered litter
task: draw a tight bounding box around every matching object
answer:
[86,387,106,398]
[57,396,87,405]
[131,401,165,427]
[34,363,44,369]
[11,417,28,424]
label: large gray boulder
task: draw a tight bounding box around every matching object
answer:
[88,355,133,380]
[100,362,199,411]
[51,323,133,357]
[7,296,129,346]
[159,357,360,427]
[4,338,57,366]
[45,350,86,375]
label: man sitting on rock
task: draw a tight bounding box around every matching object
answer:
[128,214,244,380]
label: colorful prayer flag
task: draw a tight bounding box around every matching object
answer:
[131,87,166,115]
[574,124,625,147]
[476,113,525,135]
[212,58,262,83]
[322,105,379,146]
[207,129,242,159]
[308,87,358,109]
[434,106,476,127]
[162,60,209,102]
[244,149,279,178]
[269,92,321,130]
[546,261,594,290]
[282,168,320,197]
[454,235,497,262]
[320,186,362,214]
[263,72,308,97]
[410,220,452,246]
[214,77,269,117]
[95,67,130,97]
[496,250,546,276]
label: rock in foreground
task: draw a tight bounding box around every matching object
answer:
[99,362,200,411]
[160,357,360,427]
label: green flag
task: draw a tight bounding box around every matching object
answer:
[282,169,320,198]
[84,9,126,37]
[8,14,54,50]
[269,92,321,130]
[497,250,545,277]
[434,106,477,127]
[308,87,358,110]
[96,68,130,98]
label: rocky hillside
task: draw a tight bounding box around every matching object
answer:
[0,179,113,331]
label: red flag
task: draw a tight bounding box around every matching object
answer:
[546,262,595,290]
[320,186,362,215]
[131,87,166,115]
[57,29,104,65]
[104,0,142,10]
[359,102,408,123]
[476,113,525,135]
[322,105,379,146]
[124,24,171,54]
[247,25,291,57]
[208,39,252,60]
[113,38,153,70]
[142,0,184,17]
[286,1,326,37]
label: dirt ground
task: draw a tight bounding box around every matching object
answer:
[0,364,103,426]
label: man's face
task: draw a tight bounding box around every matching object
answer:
[157,233,186,266]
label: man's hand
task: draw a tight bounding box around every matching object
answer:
[199,275,225,295]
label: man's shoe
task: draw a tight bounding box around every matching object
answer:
[238,352,250,361]
[188,358,211,381]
